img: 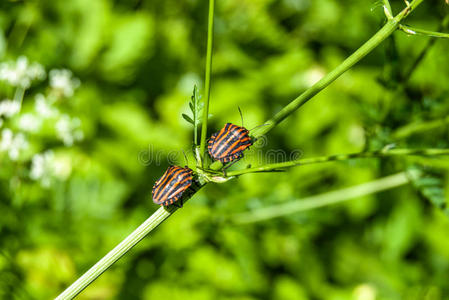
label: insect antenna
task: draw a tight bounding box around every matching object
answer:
[182,150,190,167]
[238,106,244,127]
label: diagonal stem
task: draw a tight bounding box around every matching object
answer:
[55,1,426,298]
[55,208,172,300]
[208,0,425,171]
[393,115,449,140]
[401,15,449,83]
[399,24,449,38]
[232,172,410,224]
[249,0,424,139]
[225,148,449,177]
[55,180,203,299]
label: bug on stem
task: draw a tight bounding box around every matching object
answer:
[208,123,253,164]
[152,166,193,207]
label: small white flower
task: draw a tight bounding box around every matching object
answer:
[0,99,21,118]
[55,114,84,146]
[30,152,49,180]
[18,113,42,133]
[30,151,54,187]
[49,69,80,98]
[30,150,72,187]
[34,94,59,118]
[0,128,29,160]
[0,128,13,149]
[0,56,45,89]
[27,62,46,82]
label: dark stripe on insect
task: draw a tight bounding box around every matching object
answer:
[164,172,192,195]
[158,177,192,203]
[152,166,193,206]
[153,168,185,200]
[208,123,253,163]
[212,123,234,149]
[156,169,189,200]
[221,141,252,158]
[155,167,182,190]
[213,133,250,157]
[213,130,244,155]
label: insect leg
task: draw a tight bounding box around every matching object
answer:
[221,153,242,176]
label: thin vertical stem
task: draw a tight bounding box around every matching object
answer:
[199,0,215,166]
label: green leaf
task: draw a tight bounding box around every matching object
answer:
[408,165,448,215]
[182,113,194,124]
[185,84,203,146]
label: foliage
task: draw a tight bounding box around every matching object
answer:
[182,85,203,147]
[1,0,449,299]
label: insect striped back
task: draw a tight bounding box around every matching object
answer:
[208,123,253,164]
[152,166,193,206]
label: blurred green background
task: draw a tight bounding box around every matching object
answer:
[1,0,449,299]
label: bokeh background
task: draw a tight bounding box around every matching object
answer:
[1,0,449,299]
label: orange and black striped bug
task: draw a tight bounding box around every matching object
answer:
[152,166,193,207]
[208,123,253,164]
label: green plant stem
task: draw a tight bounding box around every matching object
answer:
[199,0,215,167]
[226,148,449,177]
[393,116,449,139]
[383,0,393,18]
[56,1,426,297]
[206,0,424,172]
[55,207,174,300]
[232,172,409,224]
[399,24,449,38]
[402,15,449,82]
[380,14,449,122]
[14,86,25,110]
[193,86,199,146]
[249,0,424,139]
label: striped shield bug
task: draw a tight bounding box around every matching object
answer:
[208,123,253,164]
[152,166,193,207]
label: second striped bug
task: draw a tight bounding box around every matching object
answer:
[207,122,253,164]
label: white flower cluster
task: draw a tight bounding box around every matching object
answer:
[30,151,72,187]
[0,128,28,160]
[16,93,59,133]
[18,113,42,133]
[0,56,83,188]
[0,99,20,118]
[55,114,84,146]
[11,93,85,145]
[30,151,54,187]
[49,69,80,98]
[0,56,45,89]
[35,93,58,118]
